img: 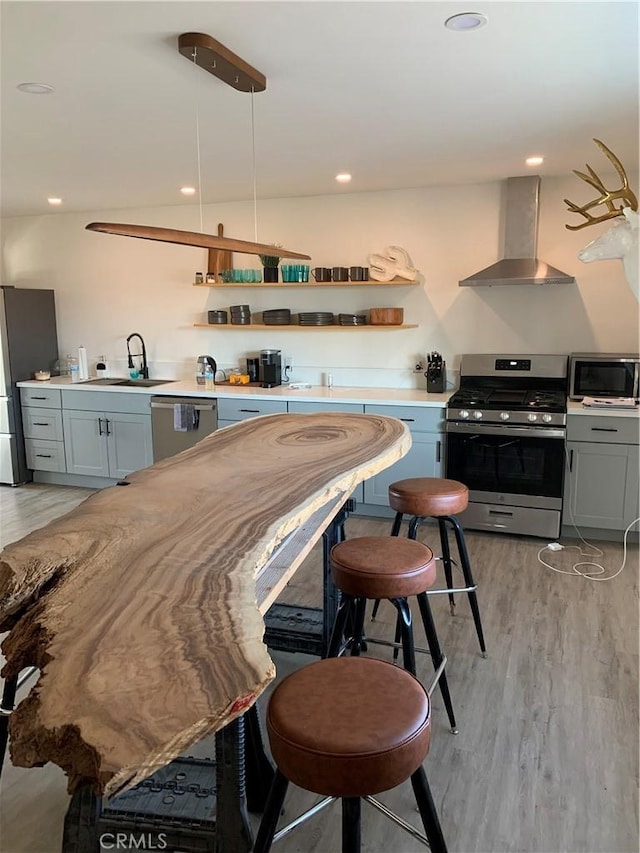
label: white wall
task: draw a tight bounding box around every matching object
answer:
[2,173,638,388]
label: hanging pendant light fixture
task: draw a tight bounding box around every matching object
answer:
[86,32,310,261]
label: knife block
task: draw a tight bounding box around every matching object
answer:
[426,362,446,393]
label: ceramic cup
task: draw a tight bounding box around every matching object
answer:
[332,266,349,282]
[312,267,332,282]
[349,266,368,281]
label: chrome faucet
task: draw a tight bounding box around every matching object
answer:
[126,333,149,379]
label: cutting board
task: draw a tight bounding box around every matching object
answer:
[208,223,233,281]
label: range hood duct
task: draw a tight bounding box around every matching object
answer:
[459,176,576,287]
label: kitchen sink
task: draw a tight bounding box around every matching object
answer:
[81,378,176,387]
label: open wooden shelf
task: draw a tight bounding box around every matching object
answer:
[193,278,417,288]
[194,323,418,331]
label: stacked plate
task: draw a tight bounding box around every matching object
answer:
[338,313,367,326]
[230,304,252,325]
[208,309,228,325]
[298,311,335,326]
[263,309,291,326]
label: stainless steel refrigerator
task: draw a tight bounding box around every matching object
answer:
[0,286,59,485]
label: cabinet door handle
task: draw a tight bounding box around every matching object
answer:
[30,396,47,400]
[591,427,618,432]
[104,418,111,436]
[488,509,514,517]
[239,408,260,413]
[568,449,574,472]
[33,422,50,426]
[98,417,104,436]
[436,440,441,463]
[36,453,53,458]
[399,418,415,422]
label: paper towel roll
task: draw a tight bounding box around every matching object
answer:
[78,346,89,380]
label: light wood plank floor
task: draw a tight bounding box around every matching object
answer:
[0,483,638,853]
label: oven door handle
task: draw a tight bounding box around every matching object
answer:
[445,422,565,439]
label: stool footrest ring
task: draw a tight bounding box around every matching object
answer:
[363,795,429,847]
[273,796,337,843]
[427,584,476,595]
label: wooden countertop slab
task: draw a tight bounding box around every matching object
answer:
[0,413,410,797]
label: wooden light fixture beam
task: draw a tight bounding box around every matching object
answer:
[85,222,311,260]
[178,32,266,92]
[85,33,311,261]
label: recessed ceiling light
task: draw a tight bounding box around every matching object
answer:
[444,12,488,31]
[17,82,55,95]
[526,156,544,167]
[336,173,352,184]
[47,197,62,206]
[180,186,197,196]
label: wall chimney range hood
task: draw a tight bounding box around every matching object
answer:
[459,176,576,287]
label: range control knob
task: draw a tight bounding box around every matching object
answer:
[528,413,538,422]
[542,413,553,423]
[473,410,483,420]
[459,409,470,419]
[500,412,510,421]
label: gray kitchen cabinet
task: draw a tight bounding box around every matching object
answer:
[287,400,366,502]
[20,387,66,473]
[61,390,153,479]
[361,404,445,507]
[217,398,288,430]
[564,415,639,532]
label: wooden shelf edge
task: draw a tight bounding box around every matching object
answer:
[193,323,419,330]
[192,278,418,288]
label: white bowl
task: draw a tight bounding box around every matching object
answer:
[34,370,51,381]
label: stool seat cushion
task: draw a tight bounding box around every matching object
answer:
[389,477,469,517]
[267,657,431,797]
[331,536,436,599]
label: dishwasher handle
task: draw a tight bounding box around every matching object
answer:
[151,400,217,412]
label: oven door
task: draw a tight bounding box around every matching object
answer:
[445,422,565,509]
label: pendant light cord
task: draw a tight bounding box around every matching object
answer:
[191,47,204,233]
[251,87,258,243]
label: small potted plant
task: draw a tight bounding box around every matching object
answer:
[259,245,282,283]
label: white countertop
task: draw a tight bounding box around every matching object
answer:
[19,377,640,418]
[18,376,452,408]
[567,400,640,418]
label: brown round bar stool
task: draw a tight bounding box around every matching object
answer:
[327,536,457,734]
[381,477,487,657]
[253,657,448,853]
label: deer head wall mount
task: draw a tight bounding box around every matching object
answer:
[565,139,639,301]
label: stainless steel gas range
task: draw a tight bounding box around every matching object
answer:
[445,354,568,538]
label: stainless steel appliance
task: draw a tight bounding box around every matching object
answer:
[0,286,59,485]
[445,354,568,538]
[260,349,282,388]
[151,396,217,461]
[569,353,639,401]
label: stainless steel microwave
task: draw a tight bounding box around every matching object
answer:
[569,353,640,401]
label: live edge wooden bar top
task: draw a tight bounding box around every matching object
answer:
[0,412,410,799]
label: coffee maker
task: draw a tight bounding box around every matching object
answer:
[260,349,282,388]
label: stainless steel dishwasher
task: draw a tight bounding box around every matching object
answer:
[151,396,218,461]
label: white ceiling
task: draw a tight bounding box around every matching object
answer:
[1,1,638,219]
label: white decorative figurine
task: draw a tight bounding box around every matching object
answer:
[565,138,639,302]
[368,246,419,282]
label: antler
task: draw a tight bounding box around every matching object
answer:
[564,138,638,231]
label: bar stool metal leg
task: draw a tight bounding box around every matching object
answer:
[435,518,456,614]
[410,766,449,853]
[253,769,290,853]
[416,593,458,734]
[447,515,487,656]
[342,797,362,853]
[328,594,354,658]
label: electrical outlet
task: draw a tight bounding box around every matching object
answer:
[413,360,424,373]
[284,356,293,371]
